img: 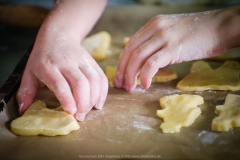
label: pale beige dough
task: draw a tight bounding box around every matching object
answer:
[177,60,240,91]
[212,94,240,131]
[82,31,111,61]
[10,100,80,136]
[105,66,177,87]
[157,94,203,133]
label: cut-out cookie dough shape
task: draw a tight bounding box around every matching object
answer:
[11,100,80,136]
[82,31,111,61]
[157,94,203,133]
[212,94,240,131]
[105,66,177,87]
[177,60,240,91]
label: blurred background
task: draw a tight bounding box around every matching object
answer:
[1,0,240,8]
[0,0,240,87]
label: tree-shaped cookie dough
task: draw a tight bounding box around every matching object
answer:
[157,94,204,133]
[212,94,240,131]
[177,61,240,91]
[11,100,80,136]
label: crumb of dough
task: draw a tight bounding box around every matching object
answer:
[177,60,240,91]
[212,94,240,131]
[105,66,177,87]
[82,31,111,61]
[10,100,80,136]
[123,37,130,47]
[157,94,203,133]
[105,66,117,87]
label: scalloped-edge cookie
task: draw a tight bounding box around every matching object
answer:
[11,100,80,136]
[157,94,203,133]
[177,61,240,91]
[212,94,240,131]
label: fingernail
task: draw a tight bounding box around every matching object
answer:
[125,84,133,92]
[95,101,104,110]
[18,103,24,115]
[65,107,77,115]
[115,72,123,88]
[114,78,121,88]
[140,83,145,90]
[75,113,86,121]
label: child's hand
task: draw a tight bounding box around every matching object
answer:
[115,9,233,92]
[17,36,108,121]
[16,0,108,121]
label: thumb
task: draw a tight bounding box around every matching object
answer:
[16,73,39,115]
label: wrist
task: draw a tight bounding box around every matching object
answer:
[215,6,240,49]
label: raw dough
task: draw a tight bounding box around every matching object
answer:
[82,31,111,61]
[105,66,117,87]
[152,70,177,83]
[105,66,177,87]
[212,94,240,131]
[10,100,80,136]
[177,60,240,91]
[123,37,130,47]
[157,94,203,133]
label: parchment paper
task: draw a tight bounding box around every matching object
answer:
[1,5,240,160]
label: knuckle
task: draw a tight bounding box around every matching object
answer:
[145,57,156,69]
[151,15,160,22]
[131,50,140,59]
[101,74,108,84]
[125,70,134,83]
[88,72,101,84]
[150,17,162,29]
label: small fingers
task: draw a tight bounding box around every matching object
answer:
[115,16,164,89]
[62,66,92,121]
[139,49,172,89]
[17,72,39,114]
[62,62,108,121]
[115,22,156,89]
[40,67,77,115]
[95,70,108,110]
[123,33,165,91]
[81,53,108,110]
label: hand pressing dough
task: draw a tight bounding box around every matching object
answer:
[177,61,240,91]
[212,94,240,131]
[157,94,203,133]
[82,31,111,61]
[105,66,177,87]
[10,100,80,136]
